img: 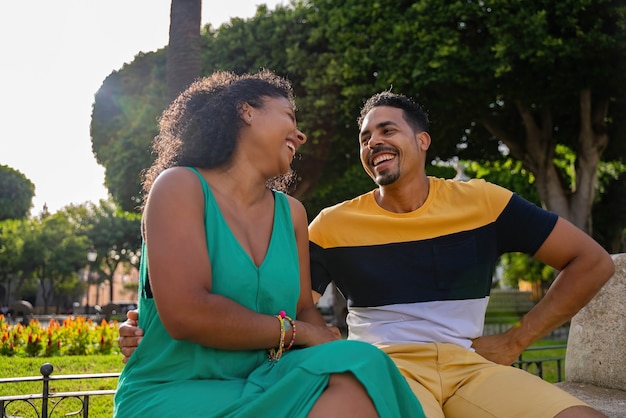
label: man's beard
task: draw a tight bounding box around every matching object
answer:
[375,169,400,186]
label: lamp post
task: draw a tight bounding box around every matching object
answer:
[86,247,97,315]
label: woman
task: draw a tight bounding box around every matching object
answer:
[113,70,424,417]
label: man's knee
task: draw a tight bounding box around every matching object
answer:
[554,405,607,418]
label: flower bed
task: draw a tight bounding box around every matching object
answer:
[0,315,120,357]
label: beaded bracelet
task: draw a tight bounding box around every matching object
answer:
[267,314,286,362]
[278,310,297,351]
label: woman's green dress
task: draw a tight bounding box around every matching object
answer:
[114,167,424,417]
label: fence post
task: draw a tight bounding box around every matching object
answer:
[40,362,54,417]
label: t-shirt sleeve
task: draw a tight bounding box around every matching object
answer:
[496,193,559,255]
[309,241,332,295]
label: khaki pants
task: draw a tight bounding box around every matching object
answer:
[378,342,588,418]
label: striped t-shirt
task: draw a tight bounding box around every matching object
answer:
[309,177,557,349]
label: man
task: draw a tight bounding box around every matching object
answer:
[120,92,614,417]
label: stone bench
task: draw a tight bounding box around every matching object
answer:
[555,253,626,417]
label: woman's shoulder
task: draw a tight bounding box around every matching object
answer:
[278,192,307,227]
[146,167,206,210]
[150,167,203,192]
[286,193,306,215]
[154,166,197,182]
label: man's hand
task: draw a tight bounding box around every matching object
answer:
[294,320,342,347]
[327,325,342,339]
[118,309,143,364]
[471,331,525,366]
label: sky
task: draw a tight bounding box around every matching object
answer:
[0,0,283,216]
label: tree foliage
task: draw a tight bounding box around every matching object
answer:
[89,0,626,247]
[0,219,26,305]
[0,200,141,313]
[201,2,342,199]
[309,0,626,232]
[90,52,168,212]
[592,168,626,252]
[80,201,142,303]
[0,165,34,220]
[58,201,141,305]
[19,212,90,313]
[500,252,555,288]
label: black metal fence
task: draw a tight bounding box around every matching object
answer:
[0,363,119,418]
[0,344,568,417]
[512,344,567,382]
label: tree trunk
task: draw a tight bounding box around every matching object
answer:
[167,0,202,103]
[106,259,121,304]
[570,89,609,232]
[483,89,609,235]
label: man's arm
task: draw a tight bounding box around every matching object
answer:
[118,309,143,364]
[473,217,614,365]
[312,290,322,304]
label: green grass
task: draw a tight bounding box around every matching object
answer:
[0,355,123,418]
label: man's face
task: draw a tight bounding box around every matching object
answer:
[358,106,428,186]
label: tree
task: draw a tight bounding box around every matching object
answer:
[91,51,168,211]
[91,2,320,210]
[59,201,141,306]
[80,201,142,304]
[90,0,202,212]
[309,0,626,234]
[499,253,555,290]
[19,213,90,314]
[0,219,26,306]
[0,165,34,220]
[167,0,202,103]
[89,0,626,240]
[592,168,626,252]
[201,2,341,200]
